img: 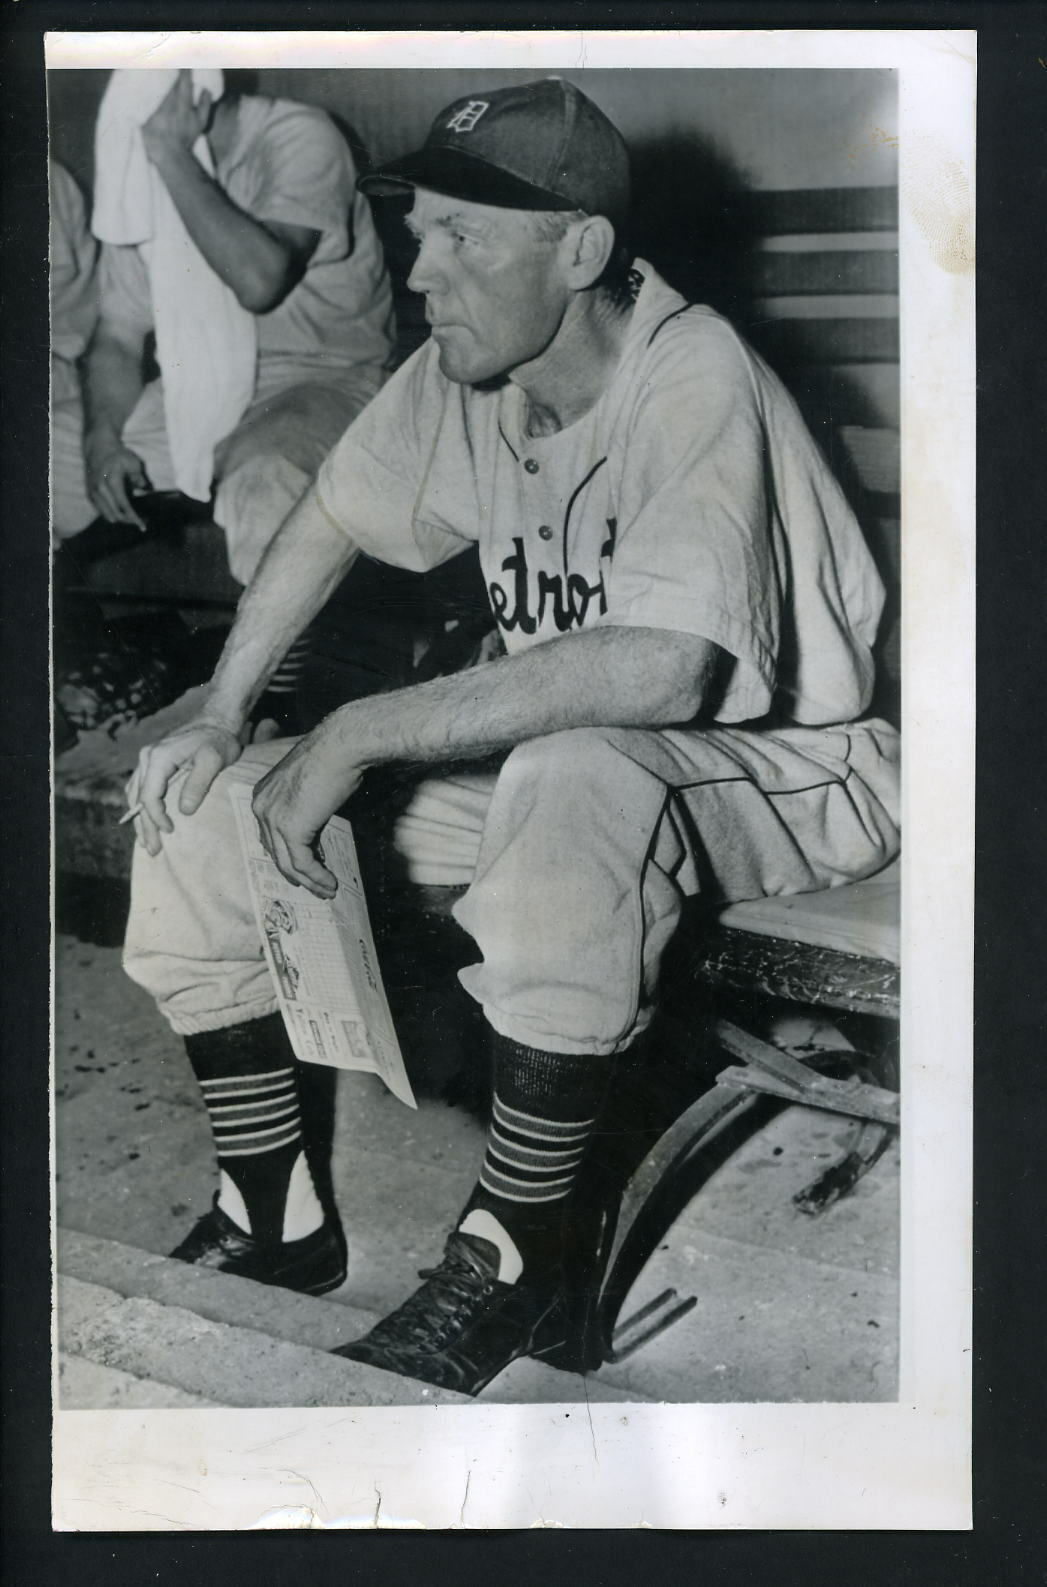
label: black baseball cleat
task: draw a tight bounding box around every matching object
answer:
[169,1197,348,1297]
[331,1231,569,1396]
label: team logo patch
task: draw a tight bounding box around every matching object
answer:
[446,100,489,134]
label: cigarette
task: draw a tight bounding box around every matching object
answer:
[119,803,143,825]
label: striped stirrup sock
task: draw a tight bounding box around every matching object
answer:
[200,1065,301,1159]
[251,637,311,734]
[184,1017,323,1245]
[266,635,310,699]
[458,1035,612,1280]
[480,1097,595,1207]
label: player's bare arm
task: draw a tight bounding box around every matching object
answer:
[128,485,360,851]
[81,315,152,525]
[250,624,721,898]
[141,70,320,312]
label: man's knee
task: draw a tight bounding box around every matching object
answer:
[124,742,293,993]
[498,726,627,800]
[131,740,292,883]
[131,770,236,890]
[213,454,313,584]
[214,452,311,525]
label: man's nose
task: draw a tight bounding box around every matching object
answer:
[406,234,445,296]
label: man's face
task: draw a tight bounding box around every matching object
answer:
[405,188,573,384]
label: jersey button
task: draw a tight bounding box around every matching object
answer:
[538,524,553,540]
[523,457,540,474]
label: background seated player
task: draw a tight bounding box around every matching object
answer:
[120,80,900,1397]
[50,68,395,591]
[50,161,99,428]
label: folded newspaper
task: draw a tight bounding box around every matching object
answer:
[229,781,416,1108]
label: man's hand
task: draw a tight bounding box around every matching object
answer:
[141,70,213,165]
[83,430,151,527]
[250,724,367,900]
[127,713,245,855]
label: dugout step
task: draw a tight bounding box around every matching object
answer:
[56,1228,651,1407]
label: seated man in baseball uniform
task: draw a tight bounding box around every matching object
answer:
[122,80,900,1396]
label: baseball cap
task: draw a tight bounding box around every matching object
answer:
[359,78,630,235]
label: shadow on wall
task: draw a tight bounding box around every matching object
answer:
[627,131,757,326]
[229,69,376,179]
[48,71,108,191]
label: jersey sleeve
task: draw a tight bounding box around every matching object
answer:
[97,241,154,339]
[315,340,480,572]
[599,316,782,722]
[244,105,357,250]
[49,164,99,363]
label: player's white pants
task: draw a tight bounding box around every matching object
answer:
[122,720,900,1057]
[51,367,384,584]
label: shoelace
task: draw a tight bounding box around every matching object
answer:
[378,1239,498,1350]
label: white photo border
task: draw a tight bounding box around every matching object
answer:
[48,25,975,1532]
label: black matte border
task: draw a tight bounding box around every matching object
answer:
[3,4,1045,1582]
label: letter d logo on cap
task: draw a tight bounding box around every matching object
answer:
[446,100,489,134]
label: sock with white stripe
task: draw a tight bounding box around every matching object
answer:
[184,1016,324,1246]
[456,1034,612,1284]
[251,636,310,735]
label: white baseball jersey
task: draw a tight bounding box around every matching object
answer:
[316,261,884,727]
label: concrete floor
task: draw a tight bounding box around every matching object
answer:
[54,928,899,1407]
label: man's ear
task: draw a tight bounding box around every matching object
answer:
[566,215,616,290]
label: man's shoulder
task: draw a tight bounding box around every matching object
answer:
[629,266,748,364]
[627,296,755,410]
[238,94,346,153]
[341,338,454,440]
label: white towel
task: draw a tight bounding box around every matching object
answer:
[92,69,257,501]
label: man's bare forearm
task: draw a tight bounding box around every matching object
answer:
[146,143,304,312]
[204,487,360,728]
[320,624,719,772]
[82,327,146,442]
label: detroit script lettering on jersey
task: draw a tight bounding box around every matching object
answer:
[488,518,618,635]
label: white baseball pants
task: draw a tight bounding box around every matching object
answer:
[122,719,900,1058]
